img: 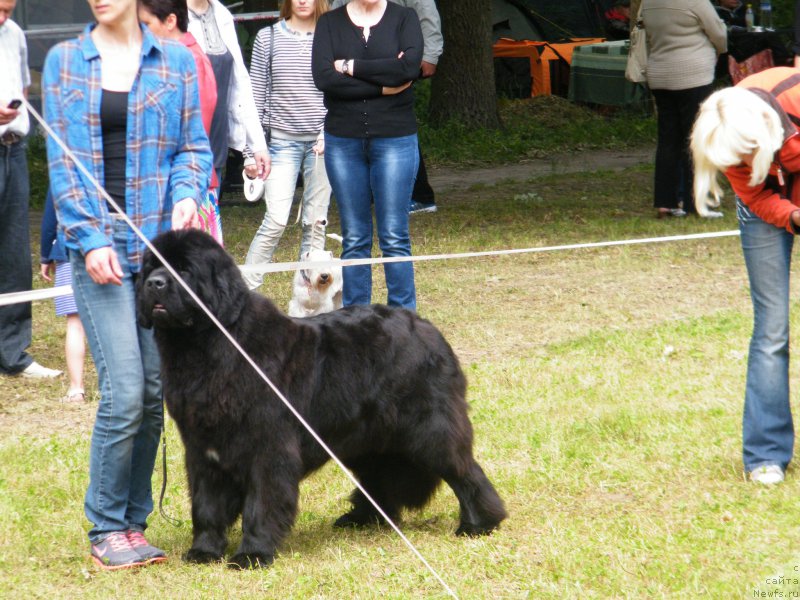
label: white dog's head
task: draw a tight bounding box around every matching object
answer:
[288,248,343,317]
[299,248,340,294]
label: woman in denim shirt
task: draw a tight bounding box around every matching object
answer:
[43,0,212,570]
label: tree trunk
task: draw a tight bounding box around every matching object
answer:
[429,0,500,129]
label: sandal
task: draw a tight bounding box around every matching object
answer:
[62,389,86,403]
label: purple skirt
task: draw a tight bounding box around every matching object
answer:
[54,261,78,317]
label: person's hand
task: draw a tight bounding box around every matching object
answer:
[0,106,18,126]
[421,61,437,78]
[382,81,412,95]
[40,262,55,283]
[254,150,271,179]
[171,197,199,230]
[312,136,325,155]
[85,246,123,286]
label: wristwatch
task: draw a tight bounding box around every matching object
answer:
[342,59,351,75]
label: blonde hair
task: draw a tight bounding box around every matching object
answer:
[280,0,328,22]
[691,87,784,215]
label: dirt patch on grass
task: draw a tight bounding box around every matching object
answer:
[428,146,654,194]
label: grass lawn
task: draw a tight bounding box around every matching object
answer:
[4,160,800,598]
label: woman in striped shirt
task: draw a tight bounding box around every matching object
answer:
[243,0,332,290]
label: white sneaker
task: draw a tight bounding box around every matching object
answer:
[749,464,784,485]
[701,210,724,219]
[20,361,63,379]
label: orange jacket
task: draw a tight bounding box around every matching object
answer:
[724,67,800,232]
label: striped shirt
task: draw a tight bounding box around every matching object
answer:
[249,20,326,140]
[43,24,213,271]
[0,19,31,137]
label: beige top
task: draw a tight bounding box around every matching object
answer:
[642,0,727,91]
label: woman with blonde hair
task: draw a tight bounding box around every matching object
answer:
[691,67,800,486]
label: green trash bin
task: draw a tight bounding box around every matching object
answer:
[568,40,650,109]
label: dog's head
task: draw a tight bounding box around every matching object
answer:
[298,248,341,294]
[136,230,249,330]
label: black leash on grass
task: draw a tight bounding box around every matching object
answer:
[159,398,183,527]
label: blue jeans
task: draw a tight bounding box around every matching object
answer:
[243,137,332,290]
[737,198,795,472]
[70,219,163,542]
[0,139,33,374]
[324,133,418,309]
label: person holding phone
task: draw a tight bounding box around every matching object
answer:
[0,0,62,380]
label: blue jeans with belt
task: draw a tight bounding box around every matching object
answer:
[324,132,418,309]
[0,139,33,374]
[70,219,163,542]
[737,198,795,472]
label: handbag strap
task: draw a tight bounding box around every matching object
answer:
[260,23,275,140]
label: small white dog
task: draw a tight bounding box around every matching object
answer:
[287,236,343,318]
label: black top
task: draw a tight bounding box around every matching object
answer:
[101,89,129,212]
[312,3,423,138]
[206,50,234,171]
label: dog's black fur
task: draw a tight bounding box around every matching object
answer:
[136,229,506,569]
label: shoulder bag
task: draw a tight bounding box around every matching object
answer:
[625,4,647,84]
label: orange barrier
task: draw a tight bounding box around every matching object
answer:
[492,37,605,96]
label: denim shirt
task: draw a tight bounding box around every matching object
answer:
[43,24,213,271]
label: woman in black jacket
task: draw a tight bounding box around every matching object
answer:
[312,0,423,309]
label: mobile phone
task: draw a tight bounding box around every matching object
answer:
[7,99,22,110]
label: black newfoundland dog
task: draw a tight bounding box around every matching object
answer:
[136,230,506,569]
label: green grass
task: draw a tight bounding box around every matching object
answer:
[6,163,800,598]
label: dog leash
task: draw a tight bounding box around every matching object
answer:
[158,398,183,528]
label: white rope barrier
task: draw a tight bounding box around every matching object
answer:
[5,230,742,307]
[22,98,460,599]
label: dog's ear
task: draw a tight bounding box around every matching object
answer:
[194,244,250,327]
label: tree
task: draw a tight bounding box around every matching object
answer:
[428,0,500,129]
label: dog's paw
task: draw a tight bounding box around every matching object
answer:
[184,548,224,564]
[227,552,275,569]
[455,521,501,537]
[333,510,383,529]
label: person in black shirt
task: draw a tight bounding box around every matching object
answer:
[312,0,423,310]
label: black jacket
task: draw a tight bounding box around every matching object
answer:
[312,3,423,138]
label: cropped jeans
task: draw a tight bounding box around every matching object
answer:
[0,139,33,374]
[243,137,332,290]
[324,132,418,309]
[70,219,163,542]
[737,198,795,472]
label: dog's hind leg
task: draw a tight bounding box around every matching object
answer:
[335,455,441,529]
[228,453,301,569]
[185,460,243,564]
[441,460,507,537]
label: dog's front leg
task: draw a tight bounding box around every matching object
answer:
[228,451,301,569]
[184,453,241,564]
